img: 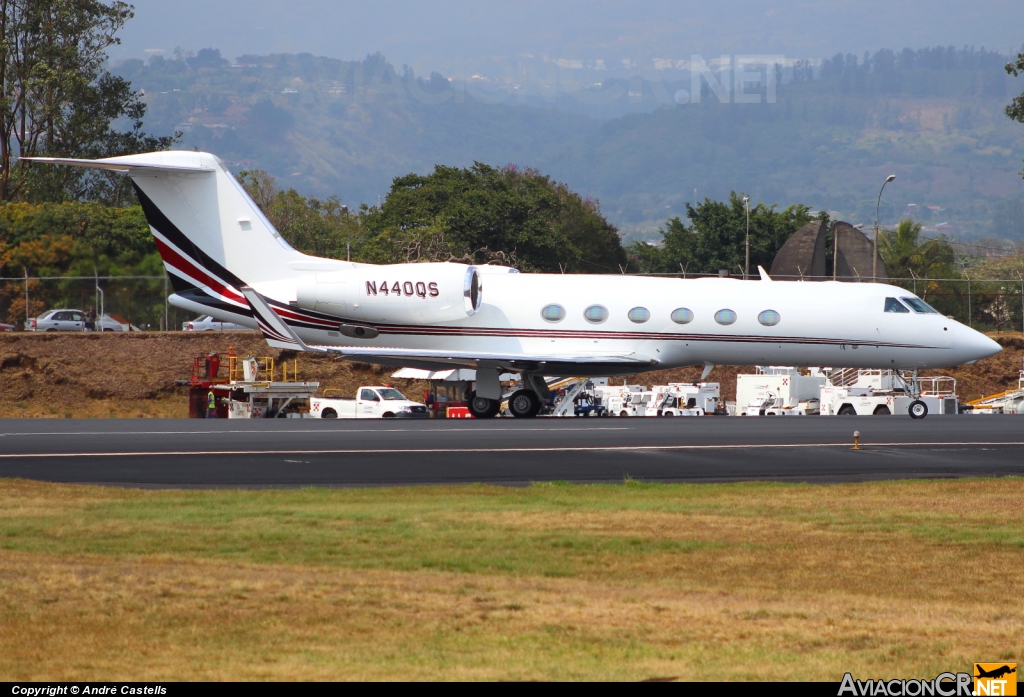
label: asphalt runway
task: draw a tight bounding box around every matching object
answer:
[1,415,1023,488]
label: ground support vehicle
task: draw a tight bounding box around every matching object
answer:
[597,384,647,416]
[737,367,826,416]
[818,369,957,418]
[175,351,319,418]
[652,383,725,416]
[961,365,1024,414]
[228,380,321,419]
[311,386,427,419]
[547,378,610,417]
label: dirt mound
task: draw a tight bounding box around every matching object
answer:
[1,331,1020,418]
[0,332,429,418]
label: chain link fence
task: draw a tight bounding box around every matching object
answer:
[0,275,180,330]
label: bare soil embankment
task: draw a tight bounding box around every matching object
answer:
[1,331,1021,418]
[0,332,429,418]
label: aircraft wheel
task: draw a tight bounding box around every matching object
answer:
[467,391,501,419]
[321,408,337,419]
[837,405,857,416]
[508,389,540,418]
[908,400,928,419]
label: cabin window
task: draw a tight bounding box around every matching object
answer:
[670,308,694,324]
[714,309,737,325]
[541,304,566,322]
[901,297,939,314]
[758,310,781,326]
[627,307,650,323]
[583,305,609,324]
[885,297,910,313]
[360,389,379,401]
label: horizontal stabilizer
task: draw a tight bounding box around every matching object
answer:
[20,156,214,175]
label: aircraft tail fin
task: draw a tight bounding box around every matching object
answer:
[24,151,313,315]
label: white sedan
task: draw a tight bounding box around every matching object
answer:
[29,310,135,332]
[182,315,253,331]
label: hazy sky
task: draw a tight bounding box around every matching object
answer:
[112,0,1024,74]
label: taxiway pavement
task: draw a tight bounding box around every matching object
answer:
[0,416,1022,487]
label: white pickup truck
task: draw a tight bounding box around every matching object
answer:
[310,386,428,419]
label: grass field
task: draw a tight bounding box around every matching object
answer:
[1,477,1022,681]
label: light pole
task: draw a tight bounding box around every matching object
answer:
[873,174,896,282]
[743,196,750,280]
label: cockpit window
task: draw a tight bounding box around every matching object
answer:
[901,297,939,314]
[885,297,910,313]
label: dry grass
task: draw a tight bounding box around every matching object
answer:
[0,478,1021,680]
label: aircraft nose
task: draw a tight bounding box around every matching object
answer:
[957,326,1002,364]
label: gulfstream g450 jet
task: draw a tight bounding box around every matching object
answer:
[27,151,1001,418]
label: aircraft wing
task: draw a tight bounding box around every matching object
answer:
[240,286,658,371]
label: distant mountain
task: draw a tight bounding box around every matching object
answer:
[115,0,1024,79]
[114,46,1024,241]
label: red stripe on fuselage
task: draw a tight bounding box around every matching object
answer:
[154,237,245,304]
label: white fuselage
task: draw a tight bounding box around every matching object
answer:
[30,151,1000,377]
[176,270,999,375]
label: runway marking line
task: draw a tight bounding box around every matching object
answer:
[0,427,630,438]
[4,441,1024,459]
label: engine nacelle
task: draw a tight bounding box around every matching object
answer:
[295,262,482,325]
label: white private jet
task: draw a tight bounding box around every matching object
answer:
[27,151,1001,418]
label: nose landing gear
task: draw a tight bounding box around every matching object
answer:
[908,399,928,419]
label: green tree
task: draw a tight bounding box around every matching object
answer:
[1007,50,1024,175]
[628,193,820,276]
[878,218,957,282]
[360,163,626,273]
[239,169,361,259]
[0,200,160,324]
[0,0,175,204]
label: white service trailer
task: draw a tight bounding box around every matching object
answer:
[736,367,826,416]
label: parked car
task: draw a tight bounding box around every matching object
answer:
[29,309,135,332]
[99,313,137,332]
[182,315,253,331]
[30,309,85,331]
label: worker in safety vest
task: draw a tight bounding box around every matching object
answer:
[207,390,218,418]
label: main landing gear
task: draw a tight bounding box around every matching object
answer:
[467,391,501,419]
[466,373,549,419]
[507,389,542,418]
